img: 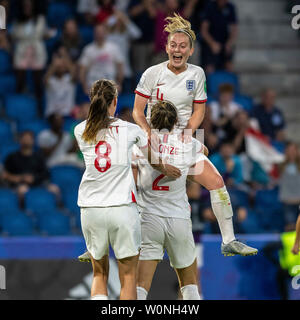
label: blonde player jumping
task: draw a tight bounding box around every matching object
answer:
[74,79,181,300]
[132,13,257,257]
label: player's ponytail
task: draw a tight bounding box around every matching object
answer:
[150,100,178,132]
[164,13,196,48]
[82,79,118,144]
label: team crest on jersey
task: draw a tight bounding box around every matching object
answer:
[186,80,195,91]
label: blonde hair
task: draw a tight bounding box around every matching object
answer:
[164,13,196,47]
[82,79,117,144]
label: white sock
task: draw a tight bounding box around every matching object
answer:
[91,294,108,300]
[137,286,148,300]
[180,284,200,300]
[210,186,236,245]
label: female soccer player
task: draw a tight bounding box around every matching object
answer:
[134,100,257,300]
[74,79,180,300]
[132,13,256,257]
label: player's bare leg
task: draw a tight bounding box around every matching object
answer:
[136,260,159,300]
[90,254,109,300]
[189,160,258,256]
[175,259,201,300]
[118,254,139,300]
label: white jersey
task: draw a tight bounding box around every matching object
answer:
[135,61,207,130]
[75,118,148,207]
[134,133,206,219]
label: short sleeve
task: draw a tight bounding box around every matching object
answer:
[134,66,157,99]
[194,69,207,104]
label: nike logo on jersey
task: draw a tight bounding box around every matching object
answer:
[156,83,165,87]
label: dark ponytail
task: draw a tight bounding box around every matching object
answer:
[82,79,118,143]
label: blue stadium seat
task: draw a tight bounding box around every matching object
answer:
[5,94,38,123]
[63,117,79,132]
[63,190,80,215]
[0,120,14,142]
[38,210,71,235]
[45,29,62,63]
[207,71,240,97]
[238,210,263,234]
[0,142,20,163]
[228,188,250,208]
[0,50,12,74]
[50,165,83,193]
[25,188,57,216]
[47,2,74,29]
[0,74,16,96]
[116,94,135,114]
[18,119,49,138]
[79,25,94,46]
[0,189,19,210]
[254,188,284,232]
[1,211,34,236]
[234,95,254,113]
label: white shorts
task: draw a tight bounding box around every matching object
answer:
[81,203,141,260]
[139,213,196,269]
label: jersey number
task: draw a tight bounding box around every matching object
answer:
[152,174,169,191]
[94,141,111,173]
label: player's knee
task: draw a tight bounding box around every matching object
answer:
[208,174,224,191]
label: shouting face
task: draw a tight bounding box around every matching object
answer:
[166,32,194,73]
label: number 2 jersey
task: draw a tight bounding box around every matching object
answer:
[134,133,206,220]
[74,118,148,207]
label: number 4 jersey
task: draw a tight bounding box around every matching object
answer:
[133,133,206,220]
[75,118,148,207]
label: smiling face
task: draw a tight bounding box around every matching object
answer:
[166,32,194,73]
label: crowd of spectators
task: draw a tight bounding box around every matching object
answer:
[0,0,298,236]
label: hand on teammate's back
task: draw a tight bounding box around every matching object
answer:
[162,163,181,179]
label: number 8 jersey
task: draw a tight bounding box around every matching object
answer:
[75,118,148,207]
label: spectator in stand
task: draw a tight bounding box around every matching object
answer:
[37,113,82,168]
[2,131,60,205]
[251,88,286,142]
[11,0,48,115]
[44,49,76,118]
[153,0,198,64]
[209,83,242,139]
[222,110,253,183]
[278,142,300,231]
[209,142,244,188]
[106,9,141,92]
[128,0,157,75]
[201,83,242,155]
[0,29,10,52]
[200,0,238,73]
[95,0,115,24]
[54,19,84,62]
[79,23,124,95]
[222,110,249,154]
[77,0,99,25]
